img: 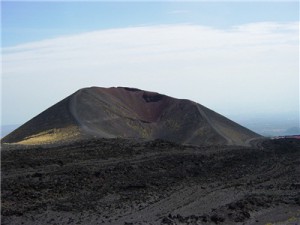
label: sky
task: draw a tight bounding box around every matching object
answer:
[1,1,299,132]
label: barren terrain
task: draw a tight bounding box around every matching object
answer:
[2,138,299,225]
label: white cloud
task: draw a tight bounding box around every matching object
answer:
[2,22,299,125]
[167,10,189,14]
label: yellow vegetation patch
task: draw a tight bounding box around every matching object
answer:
[15,126,80,145]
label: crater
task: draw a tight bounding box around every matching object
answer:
[143,93,164,103]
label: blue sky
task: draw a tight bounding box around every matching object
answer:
[2,2,299,47]
[1,1,299,133]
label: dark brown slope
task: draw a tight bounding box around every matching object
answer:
[2,87,260,145]
[1,96,80,145]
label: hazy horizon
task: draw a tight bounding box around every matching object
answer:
[1,2,299,132]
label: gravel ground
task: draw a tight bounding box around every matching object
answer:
[1,138,300,225]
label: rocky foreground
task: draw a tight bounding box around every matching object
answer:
[1,138,300,225]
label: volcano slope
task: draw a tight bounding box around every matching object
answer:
[2,86,259,146]
[1,138,300,225]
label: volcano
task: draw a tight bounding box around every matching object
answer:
[3,87,300,225]
[2,87,260,145]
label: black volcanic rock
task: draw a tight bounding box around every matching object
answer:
[2,87,260,145]
[2,138,299,225]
